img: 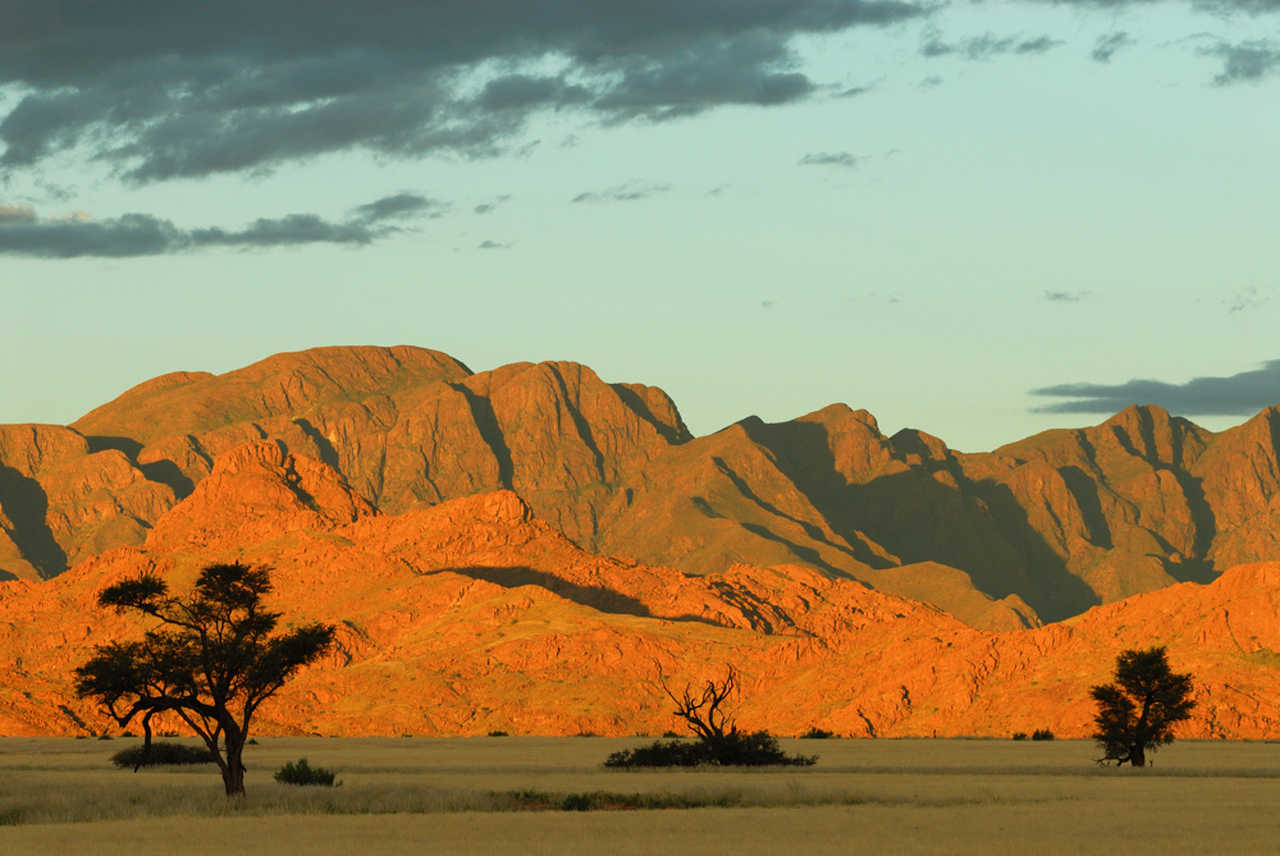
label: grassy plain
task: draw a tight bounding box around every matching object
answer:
[1,736,1278,854]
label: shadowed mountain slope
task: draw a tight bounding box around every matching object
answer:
[3,346,1280,629]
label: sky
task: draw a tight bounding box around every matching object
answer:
[2,0,1278,453]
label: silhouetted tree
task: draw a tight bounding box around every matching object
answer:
[1090,646,1195,767]
[605,665,815,767]
[660,664,740,743]
[74,562,334,796]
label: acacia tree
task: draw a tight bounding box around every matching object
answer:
[605,664,814,767]
[74,562,334,796]
[1090,646,1195,767]
[659,664,740,743]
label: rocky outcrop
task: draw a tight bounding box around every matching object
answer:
[0,425,174,580]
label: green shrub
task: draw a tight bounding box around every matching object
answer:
[111,741,216,768]
[604,731,816,768]
[274,758,336,786]
[561,793,595,811]
[1032,728,1055,741]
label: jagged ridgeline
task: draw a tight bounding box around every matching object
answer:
[3,345,1280,628]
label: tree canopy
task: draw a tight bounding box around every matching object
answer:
[74,562,334,795]
[1090,646,1195,768]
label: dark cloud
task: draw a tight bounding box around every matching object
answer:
[189,214,380,249]
[1203,40,1280,84]
[1092,32,1135,63]
[922,31,1063,60]
[1050,0,1280,11]
[1189,0,1280,13]
[592,33,816,122]
[799,152,861,168]
[572,182,671,203]
[0,197,415,258]
[0,1,930,185]
[1030,360,1280,415]
[352,192,448,223]
[1044,290,1090,303]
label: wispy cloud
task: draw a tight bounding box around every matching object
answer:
[1203,39,1280,84]
[478,239,511,250]
[0,194,425,258]
[474,195,512,215]
[1091,32,1135,63]
[921,31,1063,61]
[351,192,449,223]
[1227,286,1269,314]
[1030,359,1280,416]
[572,181,671,204]
[1044,290,1090,303]
[799,151,861,168]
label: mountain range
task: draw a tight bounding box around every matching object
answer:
[2,346,1278,737]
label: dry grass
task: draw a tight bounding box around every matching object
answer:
[2,737,1279,854]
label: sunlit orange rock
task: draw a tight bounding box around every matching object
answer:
[0,445,1276,740]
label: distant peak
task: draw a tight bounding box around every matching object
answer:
[799,403,881,434]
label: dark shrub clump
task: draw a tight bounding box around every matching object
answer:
[605,731,816,768]
[1032,729,1055,741]
[112,742,216,768]
[801,727,835,739]
[274,758,337,786]
[488,730,509,737]
[1012,732,1028,741]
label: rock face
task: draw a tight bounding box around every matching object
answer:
[0,448,1277,739]
[3,346,1280,631]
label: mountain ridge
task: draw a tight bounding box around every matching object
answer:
[4,345,1280,632]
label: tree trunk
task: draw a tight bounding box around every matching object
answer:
[1129,743,1146,768]
[222,742,247,796]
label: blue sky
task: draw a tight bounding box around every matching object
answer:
[2,0,1278,451]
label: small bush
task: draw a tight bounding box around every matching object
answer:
[661,730,680,738]
[801,727,835,739]
[561,793,594,811]
[1032,729,1055,741]
[487,730,509,737]
[274,758,336,786]
[1012,732,1028,741]
[97,734,113,741]
[605,731,816,768]
[111,742,216,768]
